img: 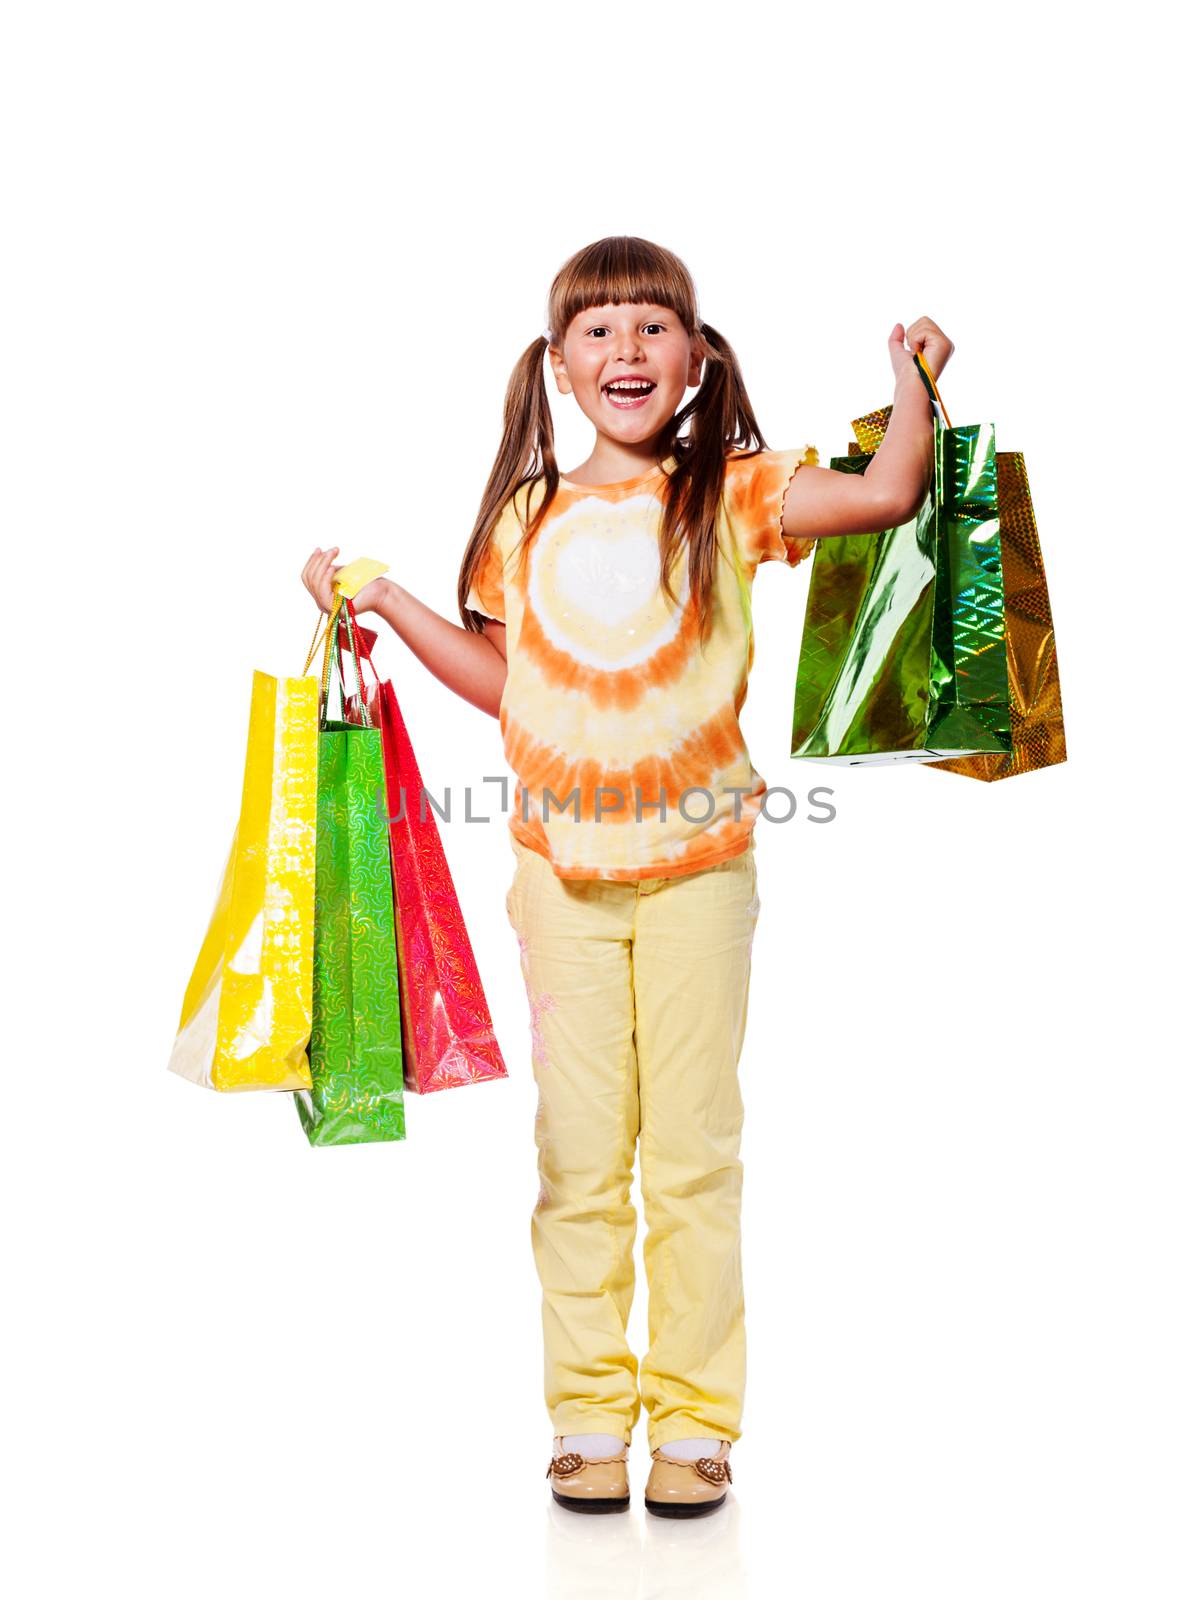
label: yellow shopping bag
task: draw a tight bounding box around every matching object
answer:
[168,619,334,1091]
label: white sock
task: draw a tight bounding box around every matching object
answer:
[658,1437,724,1460]
[559,1432,625,1458]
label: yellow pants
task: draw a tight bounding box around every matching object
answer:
[504,833,760,1452]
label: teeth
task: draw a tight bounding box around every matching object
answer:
[605,381,654,393]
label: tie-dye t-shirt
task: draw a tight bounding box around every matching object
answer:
[466,447,819,881]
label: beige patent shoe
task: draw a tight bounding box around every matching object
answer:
[644,1440,733,1518]
[546,1436,630,1513]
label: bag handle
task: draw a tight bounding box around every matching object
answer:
[913,348,952,428]
[304,606,338,677]
[339,599,380,688]
[301,600,377,725]
[336,598,383,725]
[329,597,371,724]
[302,596,370,724]
[303,604,355,680]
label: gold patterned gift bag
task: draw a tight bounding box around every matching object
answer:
[929,445,1067,780]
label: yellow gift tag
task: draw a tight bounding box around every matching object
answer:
[333,557,389,600]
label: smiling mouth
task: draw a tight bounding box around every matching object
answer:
[603,380,657,409]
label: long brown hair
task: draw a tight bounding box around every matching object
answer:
[458,235,770,644]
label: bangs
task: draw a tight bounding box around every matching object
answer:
[550,236,697,340]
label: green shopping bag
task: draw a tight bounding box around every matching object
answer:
[791,352,1012,764]
[294,599,406,1147]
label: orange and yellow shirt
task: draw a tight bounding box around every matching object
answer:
[466,447,819,881]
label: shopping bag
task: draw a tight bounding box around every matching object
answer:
[927,446,1067,780]
[336,601,509,1095]
[293,600,407,1146]
[168,666,319,1092]
[790,351,1012,764]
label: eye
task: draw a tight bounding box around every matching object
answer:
[583,322,668,338]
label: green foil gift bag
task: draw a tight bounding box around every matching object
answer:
[294,600,406,1147]
[791,353,1012,765]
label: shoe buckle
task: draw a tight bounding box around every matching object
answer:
[547,1451,585,1478]
[694,1456,733,1485]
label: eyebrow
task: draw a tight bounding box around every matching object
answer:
[582,308,676,324]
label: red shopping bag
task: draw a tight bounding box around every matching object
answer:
[334,601,509,1095]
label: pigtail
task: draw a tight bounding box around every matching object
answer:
[459,335,561,633]
[659,321,769,644]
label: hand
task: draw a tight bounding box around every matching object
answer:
[888,317,955,386]
[300,550,390,616]
[301,546,342,614]
[349,576,389,615]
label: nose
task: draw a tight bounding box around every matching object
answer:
[614,328,644,363]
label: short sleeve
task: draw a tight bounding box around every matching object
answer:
[465,508,511,624]
[724,446,820,568]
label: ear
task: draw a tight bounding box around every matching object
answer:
[547,345,573,396]
[687,331,706,387]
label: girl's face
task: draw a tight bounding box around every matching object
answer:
[549,302,703,447]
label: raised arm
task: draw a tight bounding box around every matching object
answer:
[781,319,953,541]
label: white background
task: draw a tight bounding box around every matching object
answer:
[4,3,1198,1597]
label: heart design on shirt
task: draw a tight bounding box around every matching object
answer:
[527,494,691,671]
[554,532,663,628]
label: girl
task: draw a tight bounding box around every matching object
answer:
[302,236,952,1517]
